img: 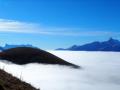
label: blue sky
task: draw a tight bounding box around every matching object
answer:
[0,0,120,49]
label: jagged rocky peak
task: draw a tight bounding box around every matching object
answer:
[107,37,120,44]
[70,45,78,48]
[108,37,115,41]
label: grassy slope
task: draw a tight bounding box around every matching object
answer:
[0,69,39,90]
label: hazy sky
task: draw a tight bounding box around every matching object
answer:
[0,0,120,49]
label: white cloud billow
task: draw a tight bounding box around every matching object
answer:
[0,19,40,33]
[0,18,119,37]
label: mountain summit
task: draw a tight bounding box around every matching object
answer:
[56,38,120,51]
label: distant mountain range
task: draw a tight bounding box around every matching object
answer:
[56,38,120,51]
[0,44,33,51]
[3,44,33,49]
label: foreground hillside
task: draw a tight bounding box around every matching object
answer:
[0,69,39,90]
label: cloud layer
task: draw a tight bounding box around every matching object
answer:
[0,18,119,37]
[0,19,40,33]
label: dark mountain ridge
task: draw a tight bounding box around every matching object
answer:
[0,47,80,69]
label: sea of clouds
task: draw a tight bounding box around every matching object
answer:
[0,51,120,90]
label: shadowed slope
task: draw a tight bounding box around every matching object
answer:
[0,69,39,90]
[0,47,80,68]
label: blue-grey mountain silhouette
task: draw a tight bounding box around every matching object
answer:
[3,44,33,50]
[57,38,120,51]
